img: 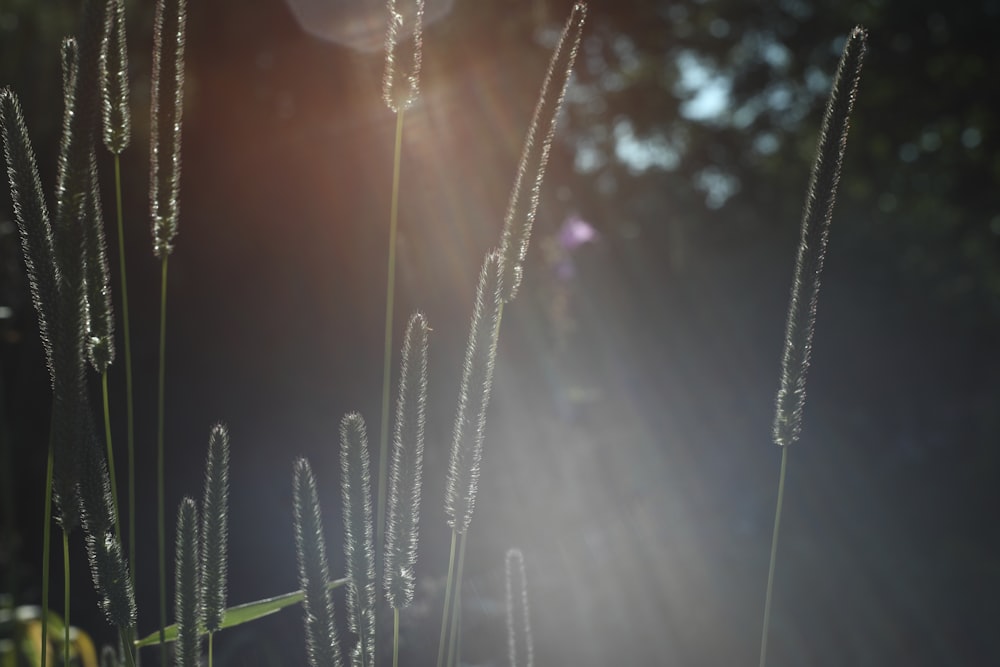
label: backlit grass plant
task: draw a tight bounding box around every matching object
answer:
[1,1,870,665]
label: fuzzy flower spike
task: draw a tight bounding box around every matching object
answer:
[498,2,587,302]
[772,26,867,448]
[384,313,429,609]
[383,0,425,112]
[150,0,187,257]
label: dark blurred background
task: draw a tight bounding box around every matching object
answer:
[1,0,998,665]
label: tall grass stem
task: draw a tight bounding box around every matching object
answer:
[157,255,169,665]
[392,608,399,667]
[112,153,136,584]
[41,436,54,667]
[377,108,406,564]
[445,532,468,667]
[101,371,121,541]
[63,529,70,667]
[435,529,457,667]
[119,627,136,667]
[758,447,787,667]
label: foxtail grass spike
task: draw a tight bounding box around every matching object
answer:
[201,422,230,633]
[772,26,867,448]
[86,528,135,629]
[84,147,115,372]
[382,0,425,112]
[58,36,81,233]
[150,0,187,258]
[445,251,502,535]
[49,398,83,533]
[80,419,115,536]
[49,34,90,534]
[174,498,202,667]
[49,53,89,531]
[505,549,533,667]
[384,313,429,609]
[1,89,58,384]
[56,0,109,238]
[293,458,344,667]
[498,2,587,302]
[100,0,130,154]
[340,413,375,667]
[55,37,82,233]
[80,422,135,628]
[54,36,88,280]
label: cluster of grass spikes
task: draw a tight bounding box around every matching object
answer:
[1,0,868,665]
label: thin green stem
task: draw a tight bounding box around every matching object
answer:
[393,607,399,667]
[759,446,789,667]
[435,529,457,667]
[209,631,214,667]
[63,529,70,667]
[157,255,169,667]
[0,380,16,608]
[113,154,137,586]
[377,108,406,564]
[102,371,121,541]
[119,627,136,667]
[446,532,468,667]
[41,437,53,667]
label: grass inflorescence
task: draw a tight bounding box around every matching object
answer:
[294,458,344,667]
[0,2,873,666]
[759,25,867,667]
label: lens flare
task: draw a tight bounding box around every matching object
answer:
[284,0,452,53]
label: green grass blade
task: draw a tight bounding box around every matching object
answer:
[135,577,349,648]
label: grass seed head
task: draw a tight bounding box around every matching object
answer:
[150,0,187,258]
[293,458,343,667]
[201,422,231,633]
[384,312,429,608]
[1,88,59,385]
[772,26,867,447]
[340,413,376,667]
[498,2,587,302]
[382,0,425,112]
[83,146,115,373]
[174,497,202,667]
[100,0,131,154]
[446,251,503,534]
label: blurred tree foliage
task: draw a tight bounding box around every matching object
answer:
[4,0,996,322]
[556,0,999,324]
